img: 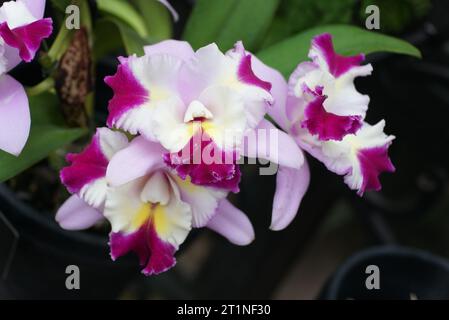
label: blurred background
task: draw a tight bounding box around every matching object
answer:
[1,0,449,299]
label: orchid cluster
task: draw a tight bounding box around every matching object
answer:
[0,0,52,156]
[56,34,395,275]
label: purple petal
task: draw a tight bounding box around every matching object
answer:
[107,136,166,187]
[144,40,194,61]
[271,160,310,231]
[357,145,395,196]
[207,199,255,246]
[231,42,272,92]
[55,195,103,230]
[110,219,176,276]
[310,33,365,78]
[0,74,29,156]
[0,18,52,62]
[60,130,109,194]
[164,133,241,193]
[104,58,149,128]
[302,94,362,141]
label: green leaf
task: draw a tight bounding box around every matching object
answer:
[0,93,86,182]
[183,0,280,51]
[133,0,172,41]
[260,0,355,49]
[257,24,422,77]
[97,0,148,37]
[95,18,148,57]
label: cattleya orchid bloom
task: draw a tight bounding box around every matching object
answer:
[0,0,52,155]
[104,39,306,223]
[57,128,255,275]
[56,40,311,275]
[262,33,395,195]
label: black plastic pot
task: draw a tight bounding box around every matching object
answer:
[320,246,449,300]
[0,184,139,299]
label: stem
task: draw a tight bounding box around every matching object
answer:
[26,78,55,96]
[47,23,72,62]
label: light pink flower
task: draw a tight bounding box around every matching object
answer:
[57,128,254,275]
[104,40,308,230]
[265,33,395,196]
[0,0,52,155]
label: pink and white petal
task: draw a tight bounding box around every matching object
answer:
[227,41,272,93]
[60,128,127,198]
[157,0,178,21]
[322,65,372,117]
[250,54,290,131]
[0,74,29,156]
[243,119,304,169]
[162,175,193,245]
[197,86,247,151]
[207,199,255,246]
[110,222,177,276]
[337,121,395,195]
[97,127,129,159]
[108,174,191,276]
[19,0,47,19]
[164,133,242,193]
[270,160,310,231]
[288,61,320,98]
[0,18,53,62]
[144,40,194,61]
[105,54,184,138]
[105,177,148,233]
[150,97,192,153]
[106,136,166,187]
[105,56,150,129]
[286,94,307,128]
[55,195,103,231]
[178,43,231,104]
[0,0,36,27]
[170,174,227,228]
[309,33,365,78]
[302,94,362,141]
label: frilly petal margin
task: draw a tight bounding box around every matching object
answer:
[302,94,362,141]
[270,159,310,231]
[55,195,104,230]
[310,33,365,78]
[104,57,149,128]
[0,74,30,156]
[0,17,53,62]
[207,199,255,246]
[109,220,177,276]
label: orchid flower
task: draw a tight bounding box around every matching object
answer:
[57,128,255,275]
[104,40,308,229]
[0,0,52,155]
[56,39,311,275]
[264,33,395,196]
